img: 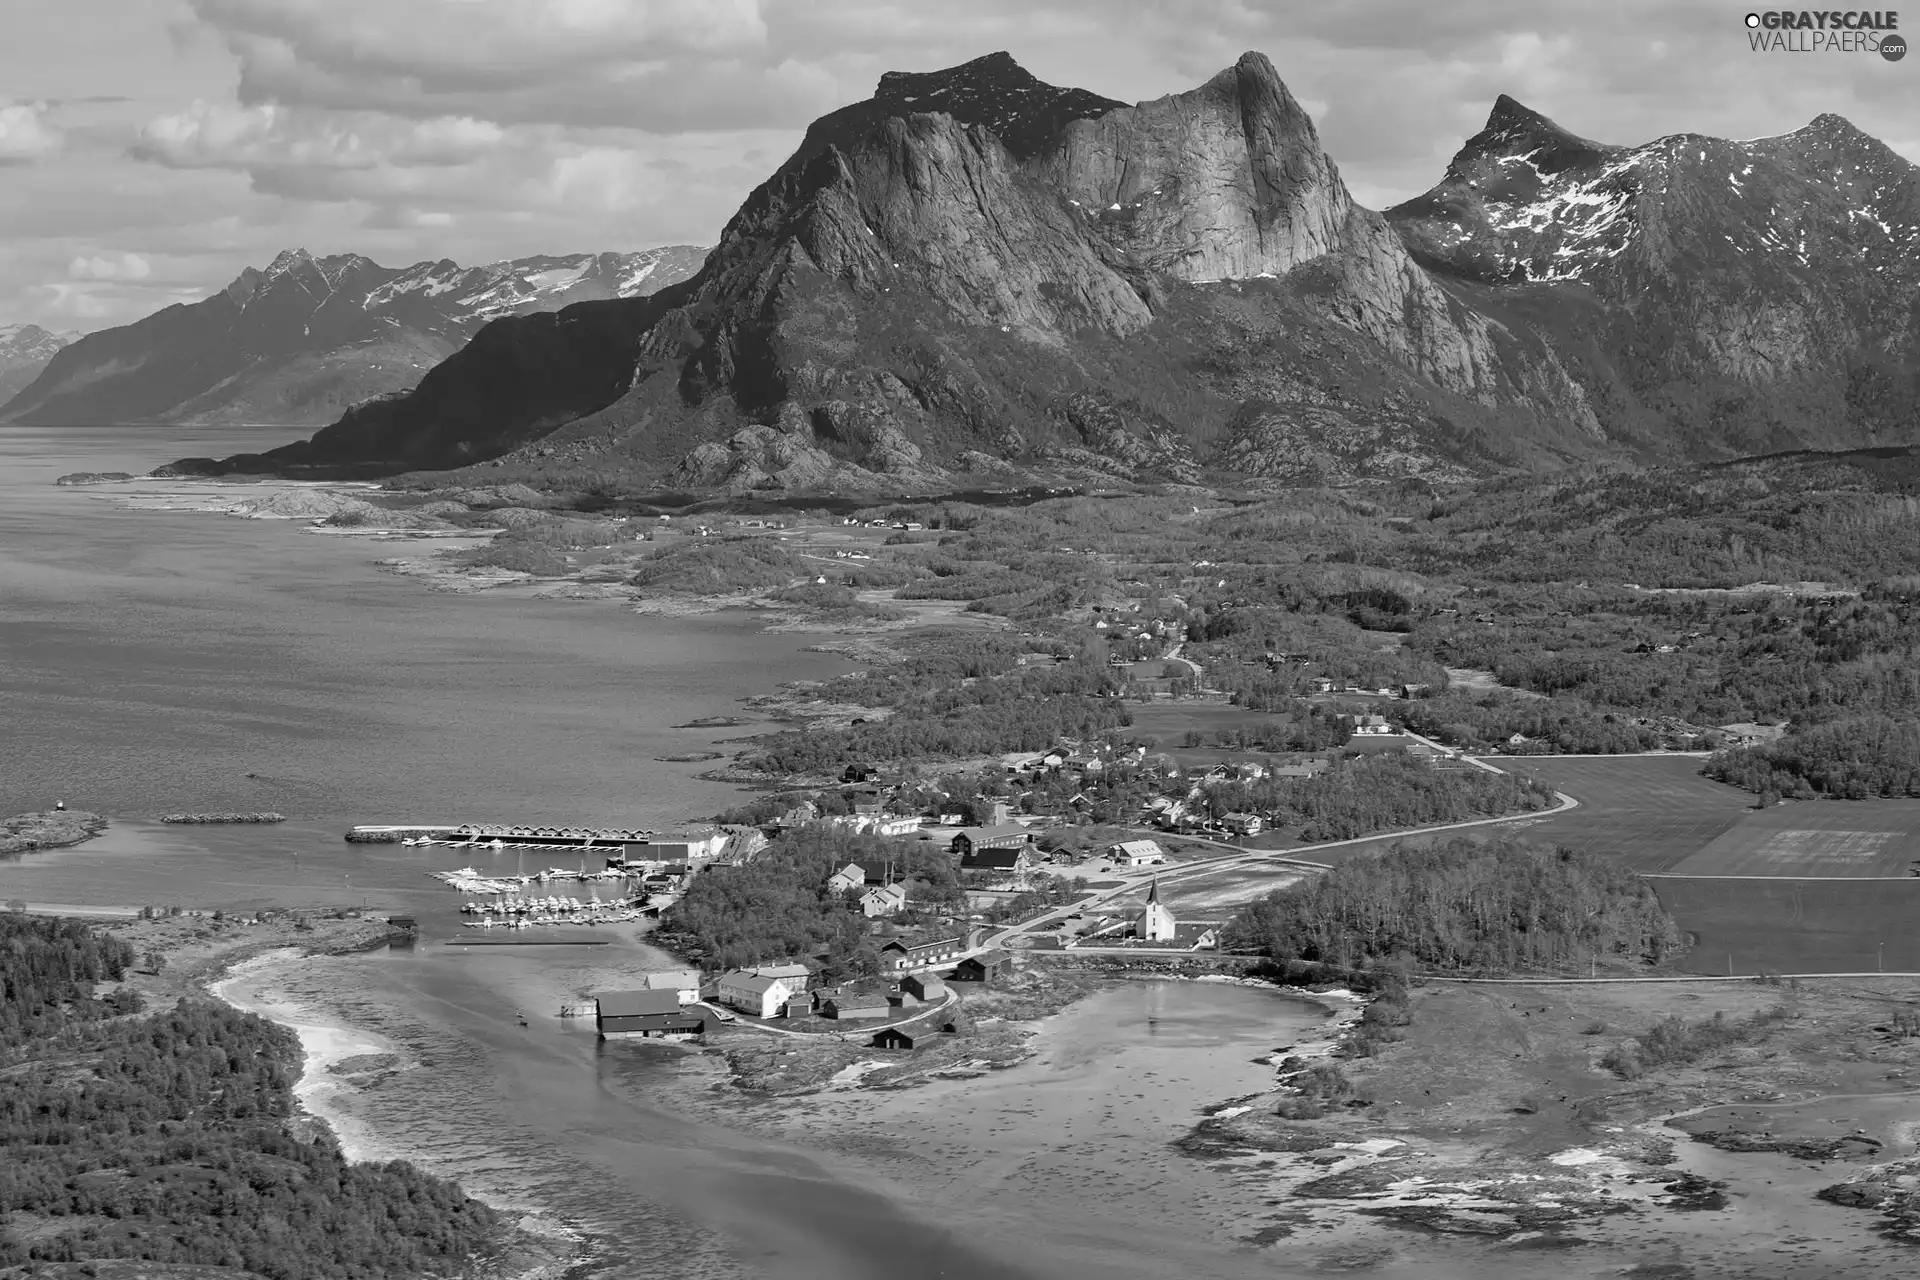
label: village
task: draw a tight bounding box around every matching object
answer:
[533,714,1468,1051]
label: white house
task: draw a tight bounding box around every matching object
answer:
[638,969,702,1005]
[828,862,867,894]
[717,971,797,1018]
[860,884,907,918]
[1220,812,1264,837]
[1110,838,1166,867]
[1134,880,1177,942]
[1355,714,1394,736]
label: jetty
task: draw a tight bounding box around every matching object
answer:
[451,930,620,947]
[346,823,665,852]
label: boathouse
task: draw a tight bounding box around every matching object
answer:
[596,991,713,1040]
[953,950,1015,984]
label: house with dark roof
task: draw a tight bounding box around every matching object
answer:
[881,928,983,975]
[872,1026,917,1050]
[900,973,947,1004]
[596,990,715,1040]
[953,949,1015,984]
[821,991,891,1020]
[938,824,1033,861]
[960,843,1035,874]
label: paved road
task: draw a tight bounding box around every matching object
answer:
[1431,972,1920,985]
[985,783,1581,951]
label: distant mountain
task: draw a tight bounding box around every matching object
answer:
[1387,96,1920,454]
[163,53,1920,492]
[0,324,82,403]
[2,246,708,426]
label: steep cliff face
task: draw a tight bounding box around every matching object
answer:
[5,246,706,427]
[1390,100,1920,452]
[177,53,1916,489]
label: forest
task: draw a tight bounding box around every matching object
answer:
[0,918,503,1279]
[1221,836,1685,975]
[1194,753,1559,841]
[0,915,141,1048]
[743,652,1131,777]
[1702,715,1920,800]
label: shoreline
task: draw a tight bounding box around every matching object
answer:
[199,941,596,1280]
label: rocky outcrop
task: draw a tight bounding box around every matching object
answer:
[164,53,1920,489]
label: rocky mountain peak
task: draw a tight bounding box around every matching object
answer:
[1454,94,1621,179]
[796,50,1126,167]
[263,248,315,276]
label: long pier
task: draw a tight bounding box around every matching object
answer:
[347,823,670,851]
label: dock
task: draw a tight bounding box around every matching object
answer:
[448,930,620,947]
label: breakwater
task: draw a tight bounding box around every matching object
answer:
[160,812,287,824]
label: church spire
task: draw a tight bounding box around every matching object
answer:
[1146,877,1160,905]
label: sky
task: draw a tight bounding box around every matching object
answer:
[2,0,1915,332]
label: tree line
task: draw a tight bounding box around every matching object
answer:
[1222,836,1685,975]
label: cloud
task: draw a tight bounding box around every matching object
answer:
[135,101,507,171]
[68,252,153,281]
[179,0,840,131]
[28,282,117,320]
[0,100,64,164]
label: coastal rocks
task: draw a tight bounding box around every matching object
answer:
[1817,1158,1920,1237]
[53,470,136,485]
[438,482,550,508]
[160,812,288,824]
[1,809,108,855]
[224,488,388,521]
[1678,1124,1884,1161]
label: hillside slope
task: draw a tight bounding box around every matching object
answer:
[3,246,707,426]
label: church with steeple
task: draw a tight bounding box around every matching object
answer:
[1134,878,1177,942]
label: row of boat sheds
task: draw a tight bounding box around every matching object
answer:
[581,949,1017,1046]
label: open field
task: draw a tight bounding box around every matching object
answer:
[1115,865,1305,916]
[1667,799,1920,877]
[1486,755,1755,872]
[1648,877,1920,974]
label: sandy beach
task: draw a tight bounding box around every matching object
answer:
[209,949,404,1162]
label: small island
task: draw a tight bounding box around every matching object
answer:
[0,809,108,856]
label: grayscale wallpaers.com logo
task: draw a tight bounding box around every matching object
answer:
[1744,10,1906,58]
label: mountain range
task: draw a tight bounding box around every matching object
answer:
[0,324,82,404]
[1,246,707,427]
[152,52,1920,489]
